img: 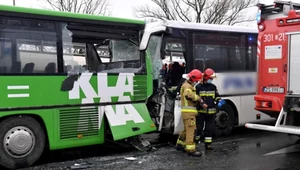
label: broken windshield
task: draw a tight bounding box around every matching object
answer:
[147,35,163,80]
[110,39,139,62]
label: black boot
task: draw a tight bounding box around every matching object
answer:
[194,136,201,144]
[205,143,213,150]
[187,151,202,157]
[175,144,185,152]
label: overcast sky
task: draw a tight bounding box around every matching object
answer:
[0,0,156,19]
[1,0,299,23]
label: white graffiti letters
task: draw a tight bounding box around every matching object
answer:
[105,104,145,126]
[69,73,97,99]
[68,73,145,128]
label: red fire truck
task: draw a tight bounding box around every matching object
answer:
[246,0,300,135]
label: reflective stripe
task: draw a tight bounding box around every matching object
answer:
[182,109,198,113]
[215,97,221,101]
[182,106,198,113]
[182,106,197,110]
[205,137,212,143]
[198,108,217,114]
[195,136,200,140]
[176,139,186,146]
[199,91,215,98]
[185,144,196,151]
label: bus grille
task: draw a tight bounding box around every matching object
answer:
[133,76,147,101]
[59,107,99,139]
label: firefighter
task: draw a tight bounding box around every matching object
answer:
[195,68,225,150]
[175,69,203,157]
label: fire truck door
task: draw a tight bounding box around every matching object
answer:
[288,33,300,94]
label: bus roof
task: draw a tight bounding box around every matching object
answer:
[0,4,145,25]
[151,20,258,34]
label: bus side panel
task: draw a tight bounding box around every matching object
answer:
[106,103,156,141]
[0,108,105,150]
[53,107,105,150]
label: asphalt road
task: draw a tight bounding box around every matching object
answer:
[19,127,300,170]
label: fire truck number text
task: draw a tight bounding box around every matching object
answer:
[263,33,285,42]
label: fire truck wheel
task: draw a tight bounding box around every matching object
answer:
[214,104,235,137]
[0,115,46,169]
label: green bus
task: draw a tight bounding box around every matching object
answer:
[0,5,157,169]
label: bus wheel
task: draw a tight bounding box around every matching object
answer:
[0,116,45,169]
[214,104,235,137]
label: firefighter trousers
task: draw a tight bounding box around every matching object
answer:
[196,113,215,144]
[176,112,198,152]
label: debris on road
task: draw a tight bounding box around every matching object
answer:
[124,157,138,161]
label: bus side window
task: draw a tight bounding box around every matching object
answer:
[193,33,226,72]
[0,17,57,74]
[247,35,257,71]
[0,40,12,73]
[61,23,142,74]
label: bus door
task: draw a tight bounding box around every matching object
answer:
[162,37,186,87]
[161,36,187,134]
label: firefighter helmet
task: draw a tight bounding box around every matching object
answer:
[188,69,203,82]
[203,68,216,81]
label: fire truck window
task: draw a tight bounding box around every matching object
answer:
[193,32,247,72]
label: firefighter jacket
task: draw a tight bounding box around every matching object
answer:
[195,82,221,114]
[180,80,200,113]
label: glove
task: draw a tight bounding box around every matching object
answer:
[218,100,226,108]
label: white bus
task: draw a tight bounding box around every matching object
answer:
[140,20,275,137]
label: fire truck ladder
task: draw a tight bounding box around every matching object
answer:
[246,107,300,135]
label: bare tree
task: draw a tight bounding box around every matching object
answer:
[134,0,257,26]
[46,0,111,15]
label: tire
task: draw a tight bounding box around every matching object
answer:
[213,104,235,137]
[0,115,46,169]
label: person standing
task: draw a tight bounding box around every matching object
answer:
[195,68,225,150]
[175,69,203,157]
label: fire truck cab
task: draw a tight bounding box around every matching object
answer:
[246,0,300,135]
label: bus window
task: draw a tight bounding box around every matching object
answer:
[193,32,247,72]
[0,39,12,73]
[62,23,142,74]
[0,17,57,74]
[163,37,186,86]
[148,35,163,80]
[247,34,257,71]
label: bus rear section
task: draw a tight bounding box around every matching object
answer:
[254,1,291,118]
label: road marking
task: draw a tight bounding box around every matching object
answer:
[264,143,300,156]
